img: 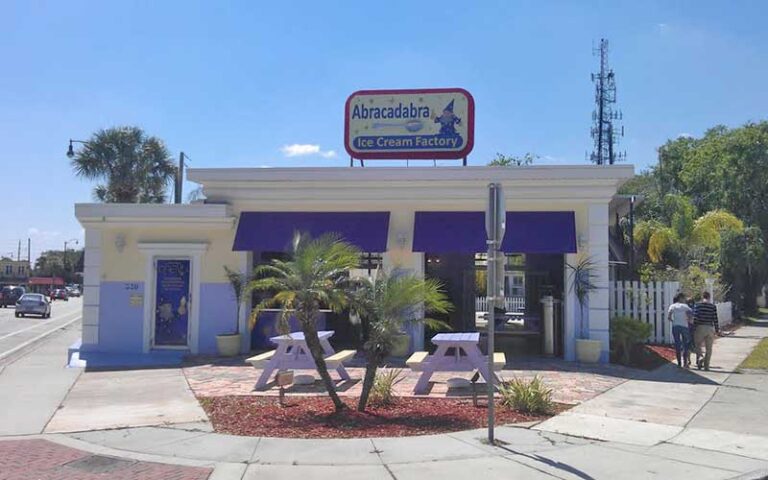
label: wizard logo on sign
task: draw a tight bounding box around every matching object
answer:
[434,100,462,137]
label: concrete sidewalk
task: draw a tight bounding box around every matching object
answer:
[534,325,768,460]
[0,323,82,436]
[19,421,763,479]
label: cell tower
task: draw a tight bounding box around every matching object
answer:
[590,38,625,165]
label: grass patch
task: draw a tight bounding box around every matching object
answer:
[740,338,768,369]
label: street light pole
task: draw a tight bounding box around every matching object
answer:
[66,139,89,158]
[63,239,79,282]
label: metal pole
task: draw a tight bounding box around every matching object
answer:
[629,195,635,276]
[175,152,184,204]
[487,250,495,443]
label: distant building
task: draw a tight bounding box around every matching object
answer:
[0,257,31,286]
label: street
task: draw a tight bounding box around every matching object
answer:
[0,297,82,365]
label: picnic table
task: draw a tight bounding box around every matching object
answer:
[249,330,354,390]
[408,332,505,394]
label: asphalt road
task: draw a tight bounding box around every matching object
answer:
[0,296,82,365]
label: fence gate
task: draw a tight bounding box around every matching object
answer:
[609,280,680,344]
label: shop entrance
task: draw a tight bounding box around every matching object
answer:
[152,259,192,348]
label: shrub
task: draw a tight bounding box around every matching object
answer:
[611,315,652,365]
[368,368,404,406]
[498,376,553,414]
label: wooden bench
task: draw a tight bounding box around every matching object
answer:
[406,351,429,371]
[324,349,356,369]
[493,352,507,371]
[246,350,275,368]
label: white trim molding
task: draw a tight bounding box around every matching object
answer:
[137,242,208,354]
[75,203,235,230]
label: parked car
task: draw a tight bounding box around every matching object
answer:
[0,286,26,307]
[67,286,81,297]
[15,293,51,318]
[51,289,69,301]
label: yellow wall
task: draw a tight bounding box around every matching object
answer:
[100,227,239,283]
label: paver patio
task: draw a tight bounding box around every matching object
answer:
[0,439,211,480]
[184,357,645,405]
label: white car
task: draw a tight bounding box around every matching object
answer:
[15,293,52,318]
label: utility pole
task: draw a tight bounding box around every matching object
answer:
[17,240,21,262]
[175,152,190,204]
[590,39,625,165]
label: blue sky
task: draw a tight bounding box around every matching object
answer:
[1,1,766,260]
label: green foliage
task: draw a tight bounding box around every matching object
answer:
[351,270,453,359]
[70,126,176,203]
[488,152,537,166]
[692,210,744,250]
[647,226,677,264]
[350,269,452,411]
[610,315,653,365]
[720,227,768,314]
[223,266,253,335]
[566,256,599,338]
[498,376,553,414]
[247,232,362,411]
[368,368,405,406]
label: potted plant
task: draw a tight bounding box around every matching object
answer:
[567,256,602,363]
[216,266,250,357]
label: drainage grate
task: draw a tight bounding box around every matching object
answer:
[65,454,136,474]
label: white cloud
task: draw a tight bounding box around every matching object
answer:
[280,144,336,158]
[677,133,694,138]
[28,227,61,238]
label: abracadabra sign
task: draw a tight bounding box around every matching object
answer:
[344,88,475,160]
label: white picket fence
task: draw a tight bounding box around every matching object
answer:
[609,280,680,344]
[475,296,526,313]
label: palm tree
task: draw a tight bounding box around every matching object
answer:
[350,270,452,411]
[70,126,177,203]
[248,232,361,411]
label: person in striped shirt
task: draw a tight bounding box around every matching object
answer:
[693,291,720,371]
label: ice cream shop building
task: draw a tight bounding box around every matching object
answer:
[72,89,634,365]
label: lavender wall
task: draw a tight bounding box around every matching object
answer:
[198,282,238,354]
[98,281,145,353]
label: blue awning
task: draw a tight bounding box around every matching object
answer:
[232,212,390,252]
[412,211,577,254]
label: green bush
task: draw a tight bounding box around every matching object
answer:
[369,368,404,406]
[498,376,553,414]
[611,315,653,365]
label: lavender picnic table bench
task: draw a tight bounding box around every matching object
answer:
[248,330,354,390]
[408,332,505,394]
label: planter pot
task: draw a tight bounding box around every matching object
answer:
[390,334,411,357]
[216,333,241,357]
[576,339,602,363]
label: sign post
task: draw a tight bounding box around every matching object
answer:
[485,183,505,444]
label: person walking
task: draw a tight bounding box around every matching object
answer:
[668,293,694,368]
[693,291,720,371]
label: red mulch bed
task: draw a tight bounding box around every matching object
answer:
[612,344,677,370]
[199,396,563,438]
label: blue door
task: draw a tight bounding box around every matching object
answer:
[154,259,191,347]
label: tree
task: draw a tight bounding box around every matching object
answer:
[350,270,452,411]
[720,227,768,314]
[488,153,537,166]
[71,126,177,203]
[248,232,361,411]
